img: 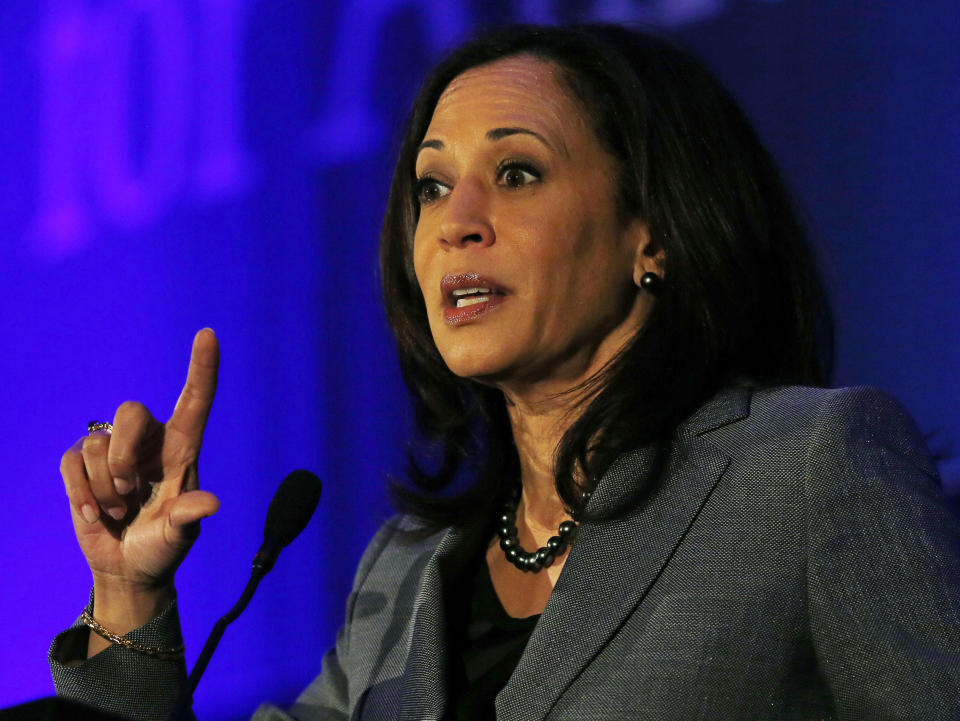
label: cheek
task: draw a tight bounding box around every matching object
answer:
[528,216,607,294]
[532,230,635,324]
[411,231,430,298]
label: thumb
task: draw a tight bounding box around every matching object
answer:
[167,489,220,531]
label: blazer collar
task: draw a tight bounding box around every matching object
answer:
[394,386,752,721]
[496,385,751,721]
[396,521,485,721]
[677,384,753,440]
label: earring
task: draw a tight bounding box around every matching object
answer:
[639,271,662,293]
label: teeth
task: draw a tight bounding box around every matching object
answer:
[456,296,491,308]
[452,287,491,297]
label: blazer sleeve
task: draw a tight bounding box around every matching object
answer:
[803,387,960,720]
[49,591,194,721]
[285,517,400,720]
[48,519,401,721]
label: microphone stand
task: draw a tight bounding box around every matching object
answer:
[167,562,270,720]
[166,470,320,721]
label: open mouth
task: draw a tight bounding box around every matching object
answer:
[451,286,501,308]
[441,274,509,325]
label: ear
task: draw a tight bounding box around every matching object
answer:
[628,222,665,287]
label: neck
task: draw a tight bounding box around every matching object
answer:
[504,386,584,531]
[493,297,651,531]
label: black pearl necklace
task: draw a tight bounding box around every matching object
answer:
[496,487,579,572]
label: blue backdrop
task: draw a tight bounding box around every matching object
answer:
[2,1,958,719]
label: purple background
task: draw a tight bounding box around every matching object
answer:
[2,1,958,719]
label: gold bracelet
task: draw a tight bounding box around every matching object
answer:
[80,609,185,661]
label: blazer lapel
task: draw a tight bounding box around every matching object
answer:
[496,387,751,721]
[396,521,485,721]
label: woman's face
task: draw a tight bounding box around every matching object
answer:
[413,55,655,393]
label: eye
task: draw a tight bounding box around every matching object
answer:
[414,176,451,205]
[496,161,541,189]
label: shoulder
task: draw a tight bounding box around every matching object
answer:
[709,384,926,450]
[697,384,939,491]
[753,385,935,473]
[748,384,917,426]
[350,514,449,591]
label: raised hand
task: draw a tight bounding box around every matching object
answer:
[60,329,220,651]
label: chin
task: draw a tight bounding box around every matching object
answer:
[441,354,506,382]
[434,340,513,382]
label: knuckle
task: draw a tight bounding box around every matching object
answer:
[61,443,87,478]
[115,399,148,423]
[108,455,132,478]
[82,434,109,456]
[60,447,79,471]
[108,447,132,468]
[60,436,85,469]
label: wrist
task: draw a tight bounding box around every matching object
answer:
[87,577,176,659]
[90,576,175,635]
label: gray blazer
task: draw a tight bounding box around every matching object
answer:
[52,385,960,720]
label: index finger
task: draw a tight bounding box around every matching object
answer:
[167,328,220,448]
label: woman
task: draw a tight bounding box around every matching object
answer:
[51,24,960,720]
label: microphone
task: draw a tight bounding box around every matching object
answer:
[254,469,323,574]
[169,470,322,720]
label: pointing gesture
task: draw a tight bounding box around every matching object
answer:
[60,329,221,654]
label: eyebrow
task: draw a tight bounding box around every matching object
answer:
[486,127,555,150]
[416,127,557,158]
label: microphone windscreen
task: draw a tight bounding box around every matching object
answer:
[264,469,322,548]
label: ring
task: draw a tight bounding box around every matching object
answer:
[87,421,114,435]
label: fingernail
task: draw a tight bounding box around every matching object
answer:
[114,478,134,495]
[106,506,126,521]
[81,504,99,524]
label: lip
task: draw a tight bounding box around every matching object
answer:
[440,273,509,326]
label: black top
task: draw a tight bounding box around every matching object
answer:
[448,551,540,721]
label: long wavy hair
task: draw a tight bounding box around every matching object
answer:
[379,24,832,532]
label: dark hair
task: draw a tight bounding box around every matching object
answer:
[379,24,832,531]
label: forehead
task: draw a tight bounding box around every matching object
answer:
[424,55,588,148]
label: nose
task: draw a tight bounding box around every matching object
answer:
[438,179,495,248]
